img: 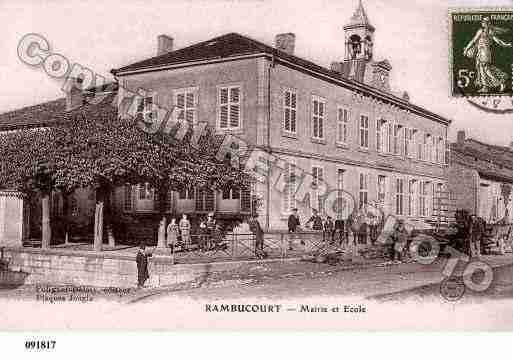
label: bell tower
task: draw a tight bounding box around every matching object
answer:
[343,0,375,61]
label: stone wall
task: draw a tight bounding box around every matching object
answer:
[0,247,281,288]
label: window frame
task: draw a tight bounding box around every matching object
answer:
[283,88,298,134]
[311,95,326,140]
[336,105,349,145]
[358,172,370,208]
[359,114,370,149]
[377,175,387,206]
[174,87,198,126]
[311,165,324,213]
[395,177,405,216]
[408,179,417,217]
[217,84,243,131]
[282,159,297,214]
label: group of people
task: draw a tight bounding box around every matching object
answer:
[165,212,221,253]
[288,208,374,249]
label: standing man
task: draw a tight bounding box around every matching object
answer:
[136,242,152,288]
[206,212,216,251]
[179,214,191,249]
[324,216,335,243]
[334,217,345,246]
[288,208,301,250]
[248,214,265,258]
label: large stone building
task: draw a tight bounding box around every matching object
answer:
[0,0,451,243]
[110,0,450,229]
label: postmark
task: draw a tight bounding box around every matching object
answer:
[450,9,513,98]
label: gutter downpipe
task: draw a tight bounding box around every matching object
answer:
[265,55,275,230]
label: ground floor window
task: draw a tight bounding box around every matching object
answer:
[395,178,404,215]
[359,173,369,208]
[222,186,240,200]
[179,188,195,200]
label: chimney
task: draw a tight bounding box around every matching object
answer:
[157,34,174,56]
[457,130,466,144]
[65,77,84,111]
[275,33,296,55]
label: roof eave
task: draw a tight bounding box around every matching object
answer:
[111,50,451,126]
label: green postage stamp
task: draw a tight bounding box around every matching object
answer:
[450,9,513,97]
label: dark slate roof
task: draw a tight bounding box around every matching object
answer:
[451,139,513,170]
[112,33,275,74]
[112,32,450,125]
[0,93,118,131]
[0,98,66,131]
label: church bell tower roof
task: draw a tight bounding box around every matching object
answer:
[344,0,375,32]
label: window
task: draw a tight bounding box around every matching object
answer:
[124,185,133,212]
[359,115,369,149]
[376,119,382,152]
[312,166,324,212]
[137,95,156,121]
[434,183,443,216]
[222,186,240,200]
[417,131,424,161]
[377,175,386,205]
[284,90,297,133]
[282,161,296,213]
[445,138,450,165]
[179,188,195,200]
[395,178,405,215]
[312,97,325,139]
[436,137,444,164]
[218,85,241,130]
[175,88,196,125]
[424,134,431,161]
[377,119,390,153]
[337,107,349,144]
[388,122,393,154]
[408,179,416,217]
[359,172,369,208]
[419,181,430,217]
[405,128,415,158]
[139,183,154,200]
[393,124,402,155]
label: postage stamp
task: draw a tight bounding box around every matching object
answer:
[450,9,513,97]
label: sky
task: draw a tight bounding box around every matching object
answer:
[1,0,513,144]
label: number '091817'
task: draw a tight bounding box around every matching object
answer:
[25,340,56,350]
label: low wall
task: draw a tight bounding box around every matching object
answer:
[0,247,288,288]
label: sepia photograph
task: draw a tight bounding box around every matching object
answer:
[1,0,513,340]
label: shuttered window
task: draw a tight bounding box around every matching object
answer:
[312,97,325,139]
[284,90,297,133]
[282,161,296,213]
[175,88,196,125]
[312,166,324,213]
[337,107,349,144]
[359,115,369,149]
[395,178,405,215]
[219,86,241,130]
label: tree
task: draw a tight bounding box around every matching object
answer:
[0,95,250,250]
